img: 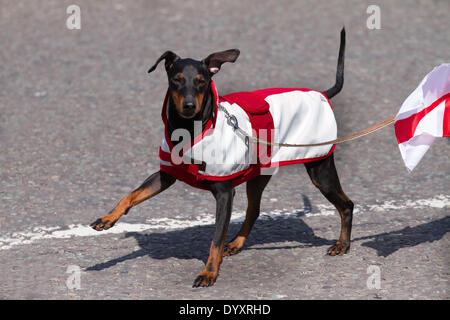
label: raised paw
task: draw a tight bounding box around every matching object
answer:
[192,271,218,288]
[90,216,117,231]
[224,243,241,256]
[223,236,245,257]
[327,241,350,256]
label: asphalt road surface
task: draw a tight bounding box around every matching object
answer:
[0,0,449,299]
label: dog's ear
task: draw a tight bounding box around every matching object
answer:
[203,49,240,75]
[148,51,180,73]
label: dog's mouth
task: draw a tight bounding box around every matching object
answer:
[179,109,197,119]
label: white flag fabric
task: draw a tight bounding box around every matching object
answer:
[394,63,450,172]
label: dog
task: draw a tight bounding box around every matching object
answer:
[91,28,353,288]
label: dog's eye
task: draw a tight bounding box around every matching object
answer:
[195,78,206,87]
[171,78,183,86]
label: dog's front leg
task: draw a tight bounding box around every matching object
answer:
[193,180,234,287]
[90,170,175,231]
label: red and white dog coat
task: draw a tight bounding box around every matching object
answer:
[159,81,337,190]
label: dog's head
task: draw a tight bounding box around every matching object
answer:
[148,49,240,119]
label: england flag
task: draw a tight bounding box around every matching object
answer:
[394,64,450,172]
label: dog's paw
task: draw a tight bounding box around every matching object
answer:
[192,272,218,288]
[223,245,240,257]
[223,236,245,257]
[90,217,117,231]
[327,241,350,256]
[224,243,242,257]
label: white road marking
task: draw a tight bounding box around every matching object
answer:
[0,195,448,250]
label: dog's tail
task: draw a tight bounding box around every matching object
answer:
[323,27,345,100]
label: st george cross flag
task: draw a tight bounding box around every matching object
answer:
[394,63,450,172]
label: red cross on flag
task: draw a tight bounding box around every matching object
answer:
[394,64,450,172]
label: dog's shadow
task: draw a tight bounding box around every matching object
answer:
[86,195,331,271]
[86,195,450,271]
[356,215,450,257]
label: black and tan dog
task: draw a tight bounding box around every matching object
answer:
[91,28,353,287]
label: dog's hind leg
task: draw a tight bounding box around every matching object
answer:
[304,154,354,255]
[224,174,271,256]
[90,171,176,231]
